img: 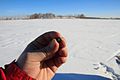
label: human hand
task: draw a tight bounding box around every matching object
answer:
[17,31,68,80]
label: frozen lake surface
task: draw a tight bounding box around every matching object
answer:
[0,19,120,79]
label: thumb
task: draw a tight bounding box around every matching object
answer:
[26,39,59,62]
[41,39,59,60]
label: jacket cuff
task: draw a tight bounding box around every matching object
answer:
[5,60,35,80]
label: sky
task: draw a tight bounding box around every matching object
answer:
[0,0,120,17]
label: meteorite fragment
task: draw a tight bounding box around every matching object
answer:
[56,37,62,43]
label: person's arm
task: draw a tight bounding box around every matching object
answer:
[0,60,34,80]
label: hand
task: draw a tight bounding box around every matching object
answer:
[17,31,68,80]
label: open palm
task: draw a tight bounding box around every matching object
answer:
[17,31,68,80]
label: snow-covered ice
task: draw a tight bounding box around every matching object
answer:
[0,19,120,79]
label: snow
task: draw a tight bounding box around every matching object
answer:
[0,19,120,79]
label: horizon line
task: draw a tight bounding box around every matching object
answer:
[0,12,120,18]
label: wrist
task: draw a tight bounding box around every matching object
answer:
[5,60,34,80]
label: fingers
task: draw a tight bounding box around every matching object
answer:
[44,59,58,73]
[30,31,66,50]
[25,31,68,63]
[44,56,67,73]
[40,39,59,60]
[26,39,59,62]
[58,48,68,57]
[53,47,68,68]
[54,57,67,68]
[58,36,67,49]
[34,31,62,46]
[43,36,67,60]
[41,33,67,61]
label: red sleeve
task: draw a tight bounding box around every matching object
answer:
[0,60,35,80]
[0,67,6,80]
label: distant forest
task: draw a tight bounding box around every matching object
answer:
[0,13,120,20]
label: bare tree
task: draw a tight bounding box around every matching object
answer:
[30,13,39,19]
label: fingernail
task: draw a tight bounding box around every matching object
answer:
[50,39,55,49]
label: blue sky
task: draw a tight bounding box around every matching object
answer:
[0,0,120,17]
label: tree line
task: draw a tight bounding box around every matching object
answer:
[29,13,85,19]
[0,13,120,20]
[0,13,86,20]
